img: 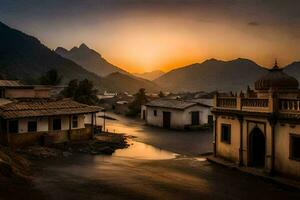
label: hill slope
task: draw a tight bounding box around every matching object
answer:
[103,72,160,93]
[284,62,300,81]
[0,21,104,86]
[55,44,129,77]
[0,21,159,93]
[134,70,165,81]
[155,58,267,92]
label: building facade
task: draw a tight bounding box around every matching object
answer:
[142,99,212,130]
[212,63,300,178]
[0,91,102,148]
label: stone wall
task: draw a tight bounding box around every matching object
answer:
[8,127,93,148]
[9,132,45,148]
[70,127,92,141]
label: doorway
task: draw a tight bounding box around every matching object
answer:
[163,112,171,129]
[191,111,199,125]
[249,127,265,168]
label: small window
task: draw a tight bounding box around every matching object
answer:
[153,110,157,116]
[290,134,300,161]
[53,118,61,130]
[8,120,18,133]
[28,121,37,132]
[72,116,78,128]
[221,124,231,144]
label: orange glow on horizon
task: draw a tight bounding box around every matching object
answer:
[41,11,300,73]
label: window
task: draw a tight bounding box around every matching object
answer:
[53,118,61,130]
[0,89,4,98]
[28,121,37,132]
[8,120,18,133]
[221,124,231,144]
[72,116,78,128]
[290,134,300,161]
[153,110,157,116]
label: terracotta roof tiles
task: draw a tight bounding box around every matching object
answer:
[0,98,103,119]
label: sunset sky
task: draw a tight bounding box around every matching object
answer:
[1,0,300,73]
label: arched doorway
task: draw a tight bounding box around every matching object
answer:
[249,127,265,168]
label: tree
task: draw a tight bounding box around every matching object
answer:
[127,88,148,117]
[40,69,62,85]
[62,79,98,105]
[158,91,165,98]
[62,79,78,98]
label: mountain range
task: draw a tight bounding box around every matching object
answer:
[0,21,160,93]
[155,58,300,92]
[55,44,129,77]
[2,20,300,94]
[134,70,165,80]
[155,58,268,92]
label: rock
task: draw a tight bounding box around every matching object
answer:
[90,151,99,155]
[62,152,72,157]
[98,147,114,155]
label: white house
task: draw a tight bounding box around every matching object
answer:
[141,99,212,130]
[0,98,102,148]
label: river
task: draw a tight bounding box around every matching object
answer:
[28,113,300,200]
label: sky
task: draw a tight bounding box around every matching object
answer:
[1,0,300,73]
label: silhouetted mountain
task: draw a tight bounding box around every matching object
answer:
[103,72,160,93]
[134,70,165,80]
[55,44,129,76]
[155,58,267,92]
[285,61,300,81]
[0,21,159,93]
[0,21,105,85]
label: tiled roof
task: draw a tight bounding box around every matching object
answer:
[145,99,209,110]
[0,80,23,87]
[0,98,103,119]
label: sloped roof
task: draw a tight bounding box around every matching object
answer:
[145,99,210,110]
[0,80,23,87]
[0,98,103,119]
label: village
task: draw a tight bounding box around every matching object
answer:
[1,1,300,199]
[0,61,300,199]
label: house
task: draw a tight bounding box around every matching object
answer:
[0,80,66,98]
[212,62,300,178]
[0,98,102,148]
[141,99,212,130]
[0,80,50,98]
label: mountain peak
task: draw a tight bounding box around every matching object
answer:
[55,47,68,54]
[202,58,222,64]
[79,43,89,49]
[55,43,131,77]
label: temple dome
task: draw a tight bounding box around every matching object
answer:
[255,62,299,91]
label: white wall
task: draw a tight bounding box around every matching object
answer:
[18,117,49,133]
[15,114,86,133]
[216,116,240,162]
[143,105,211,129]
[275,124,300,177]
[215,114,300,177]
[37,117,48,132]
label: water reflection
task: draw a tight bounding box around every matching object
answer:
[114,140,178,160]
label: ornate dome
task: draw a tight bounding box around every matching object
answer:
[255,62,299,91]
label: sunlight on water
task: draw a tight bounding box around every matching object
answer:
[195,157,207,162]
[113,141,178,160]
